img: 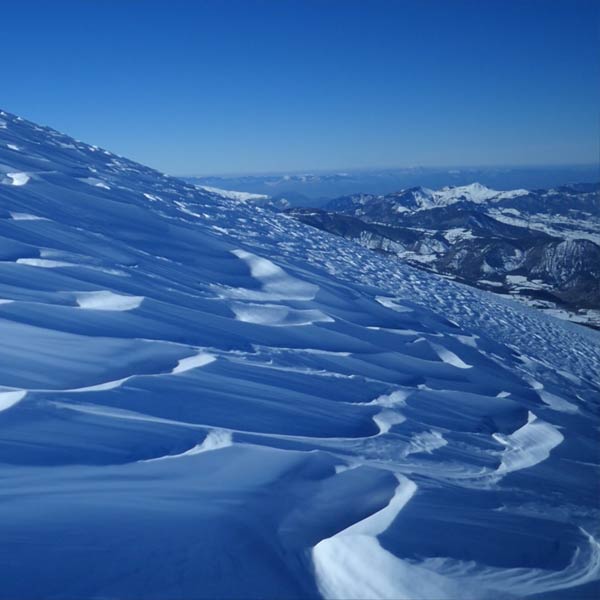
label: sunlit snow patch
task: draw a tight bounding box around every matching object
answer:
[147,429,232,461]
[493,411,563,475]
[431,343,473,369]
[311,475,469,600]
[538,389,579,414]
[231,302,333,326]
[229,249,319,300]
[2,172,30,186]
[75,291,144,311]
[0,390,27,412]
[172,352,216,374]
[9,212,47,221]
[376,296,414,312]
[67,378,131,393]
[16,258,78,268]
[80,177,110,189]
[373,409,406,434]
[199,185,269,201]
[404,430,448,456]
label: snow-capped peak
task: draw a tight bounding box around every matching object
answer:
[379,183,530,213]
[433,182,528,205]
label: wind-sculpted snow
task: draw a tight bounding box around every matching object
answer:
[0,109,599,600]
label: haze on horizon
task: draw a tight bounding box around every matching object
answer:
[1,0,598,176]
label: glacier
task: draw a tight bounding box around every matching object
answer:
[0,109,599,599]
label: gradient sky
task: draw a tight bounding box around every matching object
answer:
[1,0,598,175]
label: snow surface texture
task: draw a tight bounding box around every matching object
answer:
[0,109,599,600]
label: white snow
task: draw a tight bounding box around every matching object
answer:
[68,377,130,393]
[16,258,77,268]
[538,390,579,414]
[75,291,144,311]
[431,343,473,369]
[311,475,462,600]
[404,430,448,456]
[493,411,564,475]
[396,183,530,212]
[9,212,46,221]
[148,429,233,460]
[3,171,30,186]
[199,185,270,201]
[172,352,216,374]
[0,390,26,412]
[80,177,111,189]
[373,409,406,433]
[230,302,333,326]
[230,248,319,300]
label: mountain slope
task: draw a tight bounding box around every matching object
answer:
[1,110,599,600]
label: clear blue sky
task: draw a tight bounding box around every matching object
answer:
[1,0,598,175]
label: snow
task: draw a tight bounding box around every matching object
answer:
[15,257,77,268]
[492,411,564,475]
[2,171,30,186]
[9,212,46,221]
[0,390,27,412]
[80,176,111,189]
[75,290,144,311]
[431,182,527,206]
[0,108,599,600]
[199,185,270,201]
[313,475,421,599]
[431,342,473,369]
[404,429,447,456]
[392,183,531,212]
[231,302,333,326]
[373,409,406,433]
[443,227,477,243]
[222,248,319,300]
[172,352,216,374]
[147,429,233,460]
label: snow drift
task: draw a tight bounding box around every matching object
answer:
[0,109,599,599]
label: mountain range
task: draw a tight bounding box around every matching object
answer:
[185,165,599,202]
[287,182,600,328]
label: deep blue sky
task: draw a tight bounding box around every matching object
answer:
[1,0,598,175]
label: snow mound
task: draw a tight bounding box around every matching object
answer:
[231,248,319,300]
[75,291,144,311]
[231,302,333,326]
[493,411,564,475]
[2,171,30,186]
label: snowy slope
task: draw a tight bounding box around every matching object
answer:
[1,109,600,600]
